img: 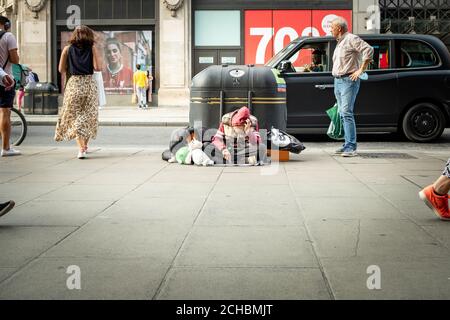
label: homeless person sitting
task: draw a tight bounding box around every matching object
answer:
[204,106,268,165]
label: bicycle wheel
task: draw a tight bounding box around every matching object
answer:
[10,107,27,146]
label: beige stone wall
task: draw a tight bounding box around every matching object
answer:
[353,0,380,34]
[0,0,51,82]
[158,0,191,107]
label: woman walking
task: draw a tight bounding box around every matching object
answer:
[55,25,102,159]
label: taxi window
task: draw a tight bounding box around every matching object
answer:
[366,41,390,70]
[287,42,330,73]
[398,40,439,68]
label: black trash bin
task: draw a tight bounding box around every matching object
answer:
[190,65,287,134]
[24,82,59,115]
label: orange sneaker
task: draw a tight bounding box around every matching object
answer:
[419,185,450,221]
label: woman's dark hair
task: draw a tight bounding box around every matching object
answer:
[69,25,95,48]
[105,38,122,52]
[136,64,141,70]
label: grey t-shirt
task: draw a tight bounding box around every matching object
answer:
[0,32,18,75]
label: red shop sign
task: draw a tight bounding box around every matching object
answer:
[245,10,352,65]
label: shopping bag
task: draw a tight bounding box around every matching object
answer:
[326,103,344,140]
[93,71,107,107]
[131,94,137,104]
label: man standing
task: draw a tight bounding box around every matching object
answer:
[331,17,373,157]
[0,16,20,157]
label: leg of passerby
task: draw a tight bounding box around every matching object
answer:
[335,78,360,157]
[139,87,147,108]
[17,88,25,112]
[1,107,21,157]
[419,159,450,220]
[1,85,21,157]
[76,137,87,159]
[334,80,345,155]
[0,200,15,218]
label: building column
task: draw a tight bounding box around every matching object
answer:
[353,0,380,34]
[158,0,191,107]
[13,0,51,82]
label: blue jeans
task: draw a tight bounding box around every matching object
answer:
[334,77,360,151]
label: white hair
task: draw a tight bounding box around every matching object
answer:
[332,17,348,33]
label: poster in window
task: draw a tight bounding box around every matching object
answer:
[61,30,152,95]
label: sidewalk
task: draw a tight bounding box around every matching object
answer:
[0,146,450,299]
[25,105,189,127]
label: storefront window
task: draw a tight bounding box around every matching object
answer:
[61,30,153,95]
[195,11,241,46]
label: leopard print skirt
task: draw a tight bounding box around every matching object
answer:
[444,158,450,178]
[55,75,99,142]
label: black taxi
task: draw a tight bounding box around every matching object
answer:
[267,34,450,142]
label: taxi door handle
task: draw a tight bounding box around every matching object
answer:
[315,84,335,90]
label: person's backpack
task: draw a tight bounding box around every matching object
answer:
[12,64,30,90]
[32,72,39,82]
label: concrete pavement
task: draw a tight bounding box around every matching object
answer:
[0,146,449,299]
[25,105,189,127]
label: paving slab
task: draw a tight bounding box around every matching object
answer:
[210,184,294,200]
[307,219,450,259]
[157,267,330,300]
[0,226,76,267]
[196,197,304,226]
[43,220,190,261]
[298,197,406,220]
[0,182,68,206]
[38,184,138,201]
[290,182,378,198]
[98,197,205,224]
[0,257,168,300]
[218,172,289,185]
[368,183,422,202]
[320,257,450,299]
[124,182,214,199]
[0,268,16,283]
[287,170,359,183]
[175,226,317,268]
[388,199,445,226]
[0,200,112,227]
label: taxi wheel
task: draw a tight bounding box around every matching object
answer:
[402,103,445,142]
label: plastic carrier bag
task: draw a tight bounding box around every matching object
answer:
[326,103,344,140]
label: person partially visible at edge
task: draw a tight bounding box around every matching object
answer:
[205,106,267,165]
[0,15,20,157]
[133,64,149,109]
[103,38,133,92]
[419,159,450,221]
[17,66,36,112]
[331,17,374,157]
[0,200,14,219]
[55,25,102,159]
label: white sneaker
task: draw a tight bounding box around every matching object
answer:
[77,151,87,159]
[1,148,21,157]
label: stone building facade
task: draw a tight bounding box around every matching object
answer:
[0,0,388,108]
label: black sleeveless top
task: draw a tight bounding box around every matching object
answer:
[68,45,94,75]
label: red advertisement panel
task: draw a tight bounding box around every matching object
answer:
[312,10,353,36]
[273,10,311,66]
[244,10,273,65]
[245,9,353,65]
